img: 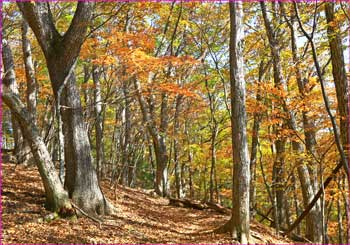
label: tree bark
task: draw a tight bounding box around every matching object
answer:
[280,6,323,241]
[93,65,104,180]
[261,1,288,232]
[18,2,113,215]
[173,95,184,198]
[2,40,71,214]
[227,2,250,243]
[133,76,169,196]
[325,2,349,157]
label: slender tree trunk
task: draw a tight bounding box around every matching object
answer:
[173,95,183,198]
[261,2,288,232]
[337,175,344,244]
[209,125,218,203]
[280,5,325,241]
[133,76,168,196]
[250,60,268,219]
[121,79,132,186]
[92,65,104,180]
[2,40,71,214]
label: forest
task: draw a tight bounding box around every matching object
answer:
[1,1,349,244]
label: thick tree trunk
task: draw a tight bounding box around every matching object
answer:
[18,2,113,215]
[229,2,250,243]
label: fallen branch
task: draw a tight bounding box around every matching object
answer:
[168,198,229,214]
[71,202,103,228]
[169,198,206,210]
[255,207,273,224]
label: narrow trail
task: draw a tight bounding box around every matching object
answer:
[2,162,291,244]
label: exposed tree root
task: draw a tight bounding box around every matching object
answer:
[213,218,233,234]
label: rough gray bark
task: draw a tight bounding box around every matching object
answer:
[2,40,71,214]
[18,2,113,215]
[229,2,250,243]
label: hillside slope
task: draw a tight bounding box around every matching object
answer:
[2,162,292,244]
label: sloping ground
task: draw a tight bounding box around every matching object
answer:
[1,162,292,244]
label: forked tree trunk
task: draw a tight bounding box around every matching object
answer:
[133,76,169,197]
[18,2,113,215]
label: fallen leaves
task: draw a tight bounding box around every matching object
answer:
[2,162,292,244]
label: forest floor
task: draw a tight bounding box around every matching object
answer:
[2,162,292,244]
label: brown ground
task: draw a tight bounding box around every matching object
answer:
[1,162,292,244]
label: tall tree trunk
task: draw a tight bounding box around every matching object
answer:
[133,76,168,196]
[281,6,323,241]
[173,95,184,198]
[18,2,113,215]
[92,65,104,180]
[260,2,288,232]
[227,2,250,243]
[250,60,268,218]
[325,2,349,157]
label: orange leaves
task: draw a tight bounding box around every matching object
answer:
[151,83,199,99]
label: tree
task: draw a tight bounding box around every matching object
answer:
[2,40,72,214]
[17,2,113,215]
[229,2,250,243]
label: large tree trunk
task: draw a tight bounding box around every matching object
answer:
[18,2,112,215]
[228,2,250,243]
[2,40,71,214]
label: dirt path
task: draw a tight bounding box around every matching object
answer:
[2,162,291,244]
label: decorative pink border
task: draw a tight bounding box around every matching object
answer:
[0,1,349,245]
